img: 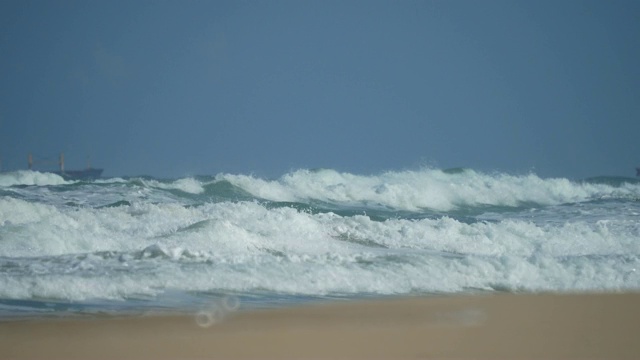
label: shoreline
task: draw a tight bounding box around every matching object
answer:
[1,292,639,359]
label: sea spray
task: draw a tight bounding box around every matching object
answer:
[0,168,639,316]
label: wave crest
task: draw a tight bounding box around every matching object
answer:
[217,168,640,212]
[0,170,70,187]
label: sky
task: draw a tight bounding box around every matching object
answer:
[1,0,639,179]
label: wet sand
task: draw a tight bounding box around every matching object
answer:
[1,292,639,359]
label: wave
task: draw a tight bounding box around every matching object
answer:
[4,168,639,213]
[2,197,637,260]
[0,170,70,187]
[1,170,639,303]
[0,198,638,300]
[581,176,640,187]
[216,168,640,212]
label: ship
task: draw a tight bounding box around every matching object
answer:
[29,153,103,180]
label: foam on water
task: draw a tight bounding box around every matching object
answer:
[1,196,639,301]
[140,177,206,195]
[218,168,640,211]
[1,169,639,314]
[0,170,70,187]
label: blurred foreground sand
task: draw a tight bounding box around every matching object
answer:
[1,293,639,359]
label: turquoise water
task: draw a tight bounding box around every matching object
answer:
[1,168,639,318]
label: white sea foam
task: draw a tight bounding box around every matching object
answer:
[93,177,128,184]
[1,238,637,301]
[0,170,70,187]
[0,198,200,257]
[218,168,640,211]
[1,169,639,305]
[1,197,638,258]
[1,196,639,301]
[140,177,206,194]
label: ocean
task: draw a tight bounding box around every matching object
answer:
[1,168,639,319]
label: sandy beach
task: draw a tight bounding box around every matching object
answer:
[1,292,639,359]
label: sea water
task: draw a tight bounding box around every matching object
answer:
[1,168,639,318]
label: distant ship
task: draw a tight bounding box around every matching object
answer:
[29,153,103,180]
[637,167,640,177]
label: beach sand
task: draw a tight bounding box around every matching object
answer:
[1,292,639,359]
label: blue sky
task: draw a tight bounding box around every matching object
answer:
[1,0,639,179]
